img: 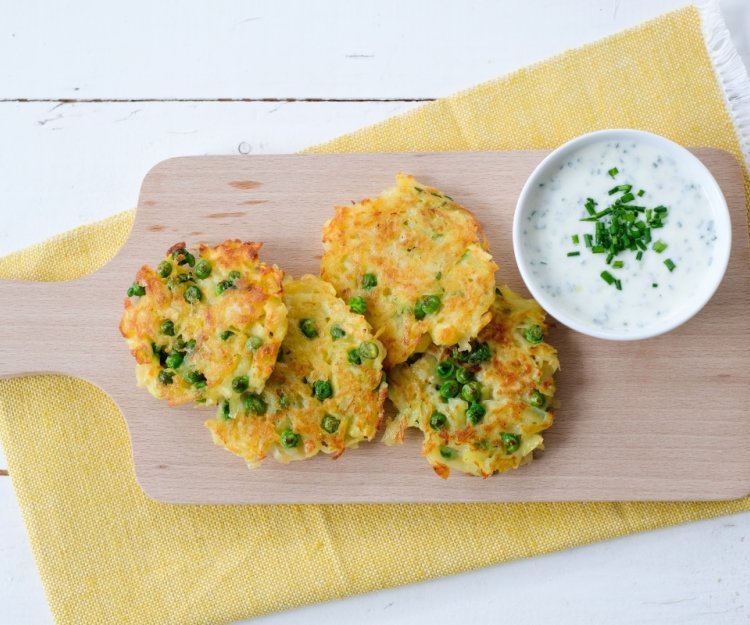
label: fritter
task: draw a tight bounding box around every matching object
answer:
[383,286,559,478]
[119,240,287,406]
[320,174,498,367]
[206,274,387,467]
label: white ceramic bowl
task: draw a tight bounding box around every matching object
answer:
[512,129,732,340]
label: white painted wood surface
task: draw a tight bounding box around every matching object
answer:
[1,0,749,623]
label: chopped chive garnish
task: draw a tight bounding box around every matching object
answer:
[637,189,645,197]
[608,167,619,178]
[636,251,643,261]
[592,245,606,253]
[619,192,635,204]
[652,283,658,288]
[567,251,580,257]
[664,258,676,272]
[584,234,593,247]
[608,184,632,195]
[572,234,580,245]
[615,279,622,291]
[601,271,615,285]
[612,260,624,268]
[652,240,668,253]
[605,252,614,264]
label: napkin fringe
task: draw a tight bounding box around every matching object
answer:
[698,0,750,168]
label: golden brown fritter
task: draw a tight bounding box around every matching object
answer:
[320,174,497,367]
[384,286,559,478]
[119,240,287,406]
[206,275,387,467]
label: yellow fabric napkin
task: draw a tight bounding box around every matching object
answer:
[1,6,749,625]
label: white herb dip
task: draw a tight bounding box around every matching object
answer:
[519,139,720,334]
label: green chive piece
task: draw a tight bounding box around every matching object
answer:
[637,189,645,197]
[362,273,378,290]
[601,271,616,285]
[612,260,624,269]
[429,411,448,430]
[664,258,676,272]
[436,360,455,379]
[312,380,333,401]
[298,318,319,339]
[567,251,580,257]
[592,245,606,253]
[652,283,658,288]
[583,234,593,248]
[608,167,619,178]
[501,432,521,454]
[572,234,580,245]
[348,296,367,314]
[652,240,668,253]
[321,414,341,434]
[636,251,643,261]
[280,429,300,448]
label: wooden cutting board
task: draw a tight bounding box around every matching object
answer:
[1,150,749,503]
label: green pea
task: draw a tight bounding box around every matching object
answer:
[165,351,185,369]
[158,370,174,385]
[194,259,212,279]
[215,280,233,295]
[467,341,491,364]
[228,270,241,282]
[280,429,301,448]
[278,394,289,408]
[420,294,441,315]
[127,282,146,297]
[455,367,474,384]
[186,370,207,388]
[220,330,234,341]
[414,301,426,320]
[183,285,202,303]
[529,390,546,408]
[436,360,455,379]
[176,273,193,284]
[243,392,267,415]
[523,325,544,344]
[439,380,460,399]
[160,319,175,336]
[321,414,341,434]
[330,325,346,340]
[232,375,249,393]
[348,349,362,365]
[348,296,367,314]
[299,318,319,339]
[312,379,333,401]
[362,273,378,290]
[172,248,195,267]
[501,432,521,454]
[451,346,469,362]
[184,339,197,352]
[429,411,448,430]
[246,336,263,351]
[466,402,486,425]
[358,341,379,359]
[461,381,482,403]
[157,261,173,278]
[439,446,454,459]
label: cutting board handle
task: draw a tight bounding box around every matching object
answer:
[0,274,123,388]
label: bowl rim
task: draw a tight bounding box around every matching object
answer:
[512,128,732,341]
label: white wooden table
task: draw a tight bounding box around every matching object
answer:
[1,1,749,623]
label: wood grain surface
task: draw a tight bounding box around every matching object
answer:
[1,149,748,503]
